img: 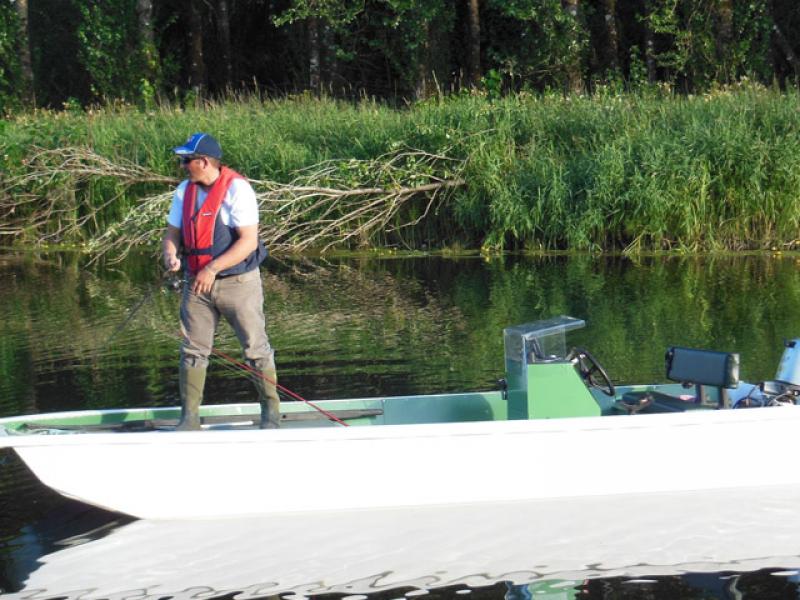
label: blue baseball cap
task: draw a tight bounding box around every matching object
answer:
[172,132,223,159]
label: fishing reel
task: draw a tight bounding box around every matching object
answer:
[162,271,184,292]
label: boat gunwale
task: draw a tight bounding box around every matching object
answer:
[2,399,800,449]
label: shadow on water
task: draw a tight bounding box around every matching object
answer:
[0,450,131,593]
[4,251,800,598]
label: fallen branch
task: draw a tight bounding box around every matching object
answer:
[2,146,467,260]
[1,147,178,245]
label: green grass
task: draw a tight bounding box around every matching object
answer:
[3,85,800,253]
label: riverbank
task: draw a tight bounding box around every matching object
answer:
[3,86,800,254]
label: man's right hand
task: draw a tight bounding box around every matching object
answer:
[164,254,181,272]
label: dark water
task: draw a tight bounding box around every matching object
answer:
[2,251,800,599]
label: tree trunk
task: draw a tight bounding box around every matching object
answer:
[602,0,619,73]
[16,0,35,105]
[561,0,583,93]
[716,0,733,80]
[136,0,155,47]
[308,17,321,94]
[466,0,481,87]
[716,0,733,47]
[136,0,158,86]
[643,0,657,83]
[772,22,800,80]
[321,22,337,93]
[765,0,800,81]
[415,20,432,100]
[188,2,206,95]
[217,0,234,88]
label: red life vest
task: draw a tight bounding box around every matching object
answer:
[181,166,244,275]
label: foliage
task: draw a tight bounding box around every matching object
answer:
[645,0,773,88]
[483,0,588,90]
[5,0,800,108]
[274,0,452,96]
[76,0,152,103]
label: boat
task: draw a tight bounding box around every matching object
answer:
[2,315,800,520]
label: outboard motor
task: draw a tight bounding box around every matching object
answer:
[756,339,800,406]
[775,339,800,385]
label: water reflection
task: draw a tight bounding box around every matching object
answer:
[4,486,800,599]
[4,252,800,417]
[4,251,800,599]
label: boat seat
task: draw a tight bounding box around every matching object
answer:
[665,346,740,408]
[615,346,740,414]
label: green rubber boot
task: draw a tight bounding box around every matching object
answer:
[250,356,281,429]
[176,364,206,431]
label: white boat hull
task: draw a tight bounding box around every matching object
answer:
[5,405,800,519]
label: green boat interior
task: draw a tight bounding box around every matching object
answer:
[502,316,743,420]
[4,315,800,434]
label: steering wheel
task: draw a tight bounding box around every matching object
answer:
[567,346,616,397]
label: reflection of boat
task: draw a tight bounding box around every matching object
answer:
[3,315,800,520]
[11,489,800,600]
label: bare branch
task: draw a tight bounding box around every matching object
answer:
[2,145,467,259]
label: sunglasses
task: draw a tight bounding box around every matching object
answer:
[178,155,203,165]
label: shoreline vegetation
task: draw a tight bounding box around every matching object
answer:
[3,86,800,258]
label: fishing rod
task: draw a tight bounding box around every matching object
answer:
[107,268,349,426]
[99,269,181,352]
[177,330,350,427]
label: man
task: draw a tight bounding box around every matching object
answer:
[162,132,280,430]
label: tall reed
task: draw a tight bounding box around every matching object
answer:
[3,86,800,252]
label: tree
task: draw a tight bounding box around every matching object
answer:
[600,0,619,74]
[308,16,321,92]
[561,0,583,92]
[640,0,772,91]
[188,1,206,95]
[274,1,362,93]
[77,0,147,102]
[768,0,800,82]
[217,0,233,88]
[136,0,159,101]
[136,0,155,51]
[715,0,733,69]
[374,0,451,98]
[16,0,35,104]
[4,0,800,109]
[466,0,481,87]
[643,0,657,82]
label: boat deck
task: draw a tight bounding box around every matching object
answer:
[0,381,730,436]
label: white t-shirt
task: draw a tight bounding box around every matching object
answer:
[167,178,259,229]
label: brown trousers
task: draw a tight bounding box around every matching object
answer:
[179,268,273,369]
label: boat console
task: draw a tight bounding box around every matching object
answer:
[503,316,605,419]
[503,315,800,419]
